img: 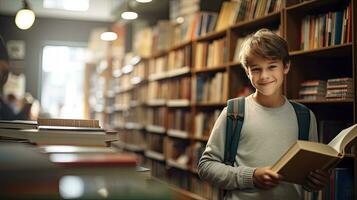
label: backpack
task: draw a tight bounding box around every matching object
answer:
[223,96,311,166]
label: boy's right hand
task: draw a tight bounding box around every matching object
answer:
[253,167,282,189]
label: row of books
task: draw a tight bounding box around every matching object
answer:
[0,119,116,146]
[309,167,354,200]
[195,72,228,103]
[167,77,191,100]
[134,0,284,57]
[168,45,192,71]
[147,107,166,128]
[190,175,219,200]
[147,133,165,154]
[173,12,218,45]
[166,138,190,169]
[300,1,352,50]
[299,77,354,100]
[194,37,227,69]
[167,110,192,134]
[194,110,221,138]
[215,0,283,31]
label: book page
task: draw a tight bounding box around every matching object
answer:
[328,124,357,154]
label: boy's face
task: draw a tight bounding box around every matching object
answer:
[245,55,289,97]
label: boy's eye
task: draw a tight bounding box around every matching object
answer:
[250,68,259,73]
[269,65,277,69]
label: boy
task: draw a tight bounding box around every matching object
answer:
[198,29,329,200]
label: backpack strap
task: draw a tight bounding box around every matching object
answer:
[289,100,310,141]
[224,97,245,166]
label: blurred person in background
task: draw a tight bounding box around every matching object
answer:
[0,35,32,120]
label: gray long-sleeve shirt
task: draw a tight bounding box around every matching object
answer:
[198,95,318,200]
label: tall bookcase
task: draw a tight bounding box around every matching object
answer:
[95,0,357,199]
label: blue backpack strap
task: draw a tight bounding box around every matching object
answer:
[224,97,245,166]
[289,100,310,141]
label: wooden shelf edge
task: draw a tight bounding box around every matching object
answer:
[292,99,354,104]
[145,150,165,161]
[289,43,352,56]
[231,11,281,30]
[194,65,227,74]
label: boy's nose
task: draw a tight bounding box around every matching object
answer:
[260,69,270,79]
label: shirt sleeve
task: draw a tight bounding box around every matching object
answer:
[197,107,256,190]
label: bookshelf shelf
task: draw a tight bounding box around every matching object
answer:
[228,61,242,67]
[196,29,226,42]
[194,102,226,107]
[146,125,166,134]
[286,0,344,12]
[166,159,189,171]
[169,40,192,51]
[145,150,165,161]
[167,129,189,139]
[124,143,145,153]
[166,67,191,78]
[191,135,209,142]
[167,99,191,107]
[194,65,227,74]
[293,99,354,104]
[115,86,134,94]
[125,122,145,130]
[289,43,352,58]
[152,50,168,58]
[148,73,170,81]
[231,11,281,32]
[146,100,166,107]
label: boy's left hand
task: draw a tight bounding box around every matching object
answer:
[303,169,330,192]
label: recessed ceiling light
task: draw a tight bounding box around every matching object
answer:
[100,32,117,41]
[121,11,138,20]
[136,0,152,3]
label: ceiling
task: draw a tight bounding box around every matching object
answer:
[0,0,125,22]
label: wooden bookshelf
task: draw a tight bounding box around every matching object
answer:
[92,0,357,199]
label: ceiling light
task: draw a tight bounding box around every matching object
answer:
[100,32,118,41]
[121,11,138,20]
[136,0,152,3]
[15,0,36,30]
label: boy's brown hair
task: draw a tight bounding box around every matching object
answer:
[238,29,290,70]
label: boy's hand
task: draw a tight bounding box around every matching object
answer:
[303,170,330,191]
[253,167,282,189]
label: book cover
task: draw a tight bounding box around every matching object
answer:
[271,124,357,184]
[0,120,37,129]
[49,152,138,168]
[38,118,100,128]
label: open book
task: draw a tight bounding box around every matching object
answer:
[271,124,357,185]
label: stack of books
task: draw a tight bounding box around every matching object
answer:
[326,77,354,101]
[0,118,118,146]
[299,80,326,100]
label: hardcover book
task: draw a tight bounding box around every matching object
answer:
[271,124,357,184]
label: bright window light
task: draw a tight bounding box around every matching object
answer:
[121,11,138,20]
[43,0,89,11]
[100,32,118,41]
[136,0,152,3]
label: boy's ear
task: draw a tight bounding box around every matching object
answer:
[283,62,290,74]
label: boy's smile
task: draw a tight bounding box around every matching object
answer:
[245,55,289,97]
